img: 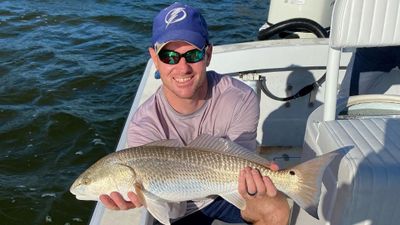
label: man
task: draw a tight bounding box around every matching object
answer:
[100,2,289,225]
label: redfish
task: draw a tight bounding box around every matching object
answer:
[70,135,342,224]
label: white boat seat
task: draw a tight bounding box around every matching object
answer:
[296,109,400,225]
[324,0,400,121]
[292,0,400,224]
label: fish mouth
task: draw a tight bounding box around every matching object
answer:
[69,184,81,196]
[70,186,98,201]
[75,194,97,201]
[69,180,81,194]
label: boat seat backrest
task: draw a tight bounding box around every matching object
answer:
[324,0,400,120]
[330,0,400,48]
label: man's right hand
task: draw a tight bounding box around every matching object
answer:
[99,191,143,210]
[238,166,290,225]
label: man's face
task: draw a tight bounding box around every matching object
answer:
[149,41,212,101]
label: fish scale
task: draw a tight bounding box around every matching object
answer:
[127,148,241,200]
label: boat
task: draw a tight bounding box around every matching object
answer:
[87,0,400,224]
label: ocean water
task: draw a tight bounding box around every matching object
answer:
[0,1,269,224]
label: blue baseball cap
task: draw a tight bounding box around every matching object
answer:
[151,2,209,53]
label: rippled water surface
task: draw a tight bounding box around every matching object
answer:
[0,1,269,224]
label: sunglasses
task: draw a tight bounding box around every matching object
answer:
[158,47,206,65]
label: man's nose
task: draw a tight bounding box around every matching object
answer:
[174,57,192,72]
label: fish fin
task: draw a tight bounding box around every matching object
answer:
[283,147,350,219]
[137,189,171,225]
[144,198,171,225]
[220,190,246,210]
[144,139,183,147]
[187,134,272,167]
[135,184,186,224]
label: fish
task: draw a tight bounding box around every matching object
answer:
[70,134,343,225]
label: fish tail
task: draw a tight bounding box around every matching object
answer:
[282,150,341,219]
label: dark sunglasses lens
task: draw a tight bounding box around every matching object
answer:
[159,51,180,64]
[158,48,205,64]
[184,49,205,63]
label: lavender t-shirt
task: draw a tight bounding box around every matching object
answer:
[126,71,260,218]
[127,71,260,150]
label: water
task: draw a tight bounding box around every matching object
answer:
[0,1,269,224]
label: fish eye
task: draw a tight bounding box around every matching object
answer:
[82,177,91,185]
[289,170,295,176]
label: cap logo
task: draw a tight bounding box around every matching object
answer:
[164,7,187,28]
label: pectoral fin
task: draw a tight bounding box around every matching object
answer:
[145,199,172,225]
[220,191,246,210]
[134,184,186,225]
[133,185,170,225]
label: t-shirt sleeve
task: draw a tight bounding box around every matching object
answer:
[126,117,162,147]
[126,98,166,147]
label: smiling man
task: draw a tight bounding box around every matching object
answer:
[99,2,289,225]
[149,41,210,115]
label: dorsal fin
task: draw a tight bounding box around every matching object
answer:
[187,134,272,167]
[144,139,183,148]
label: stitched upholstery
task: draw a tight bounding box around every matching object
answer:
[330,0,400,48]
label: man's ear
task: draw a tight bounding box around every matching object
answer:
[148,47,159,70]
[205,44,213,67]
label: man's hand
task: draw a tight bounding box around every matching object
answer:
[238,165,290,225]
[99,191,143,210]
